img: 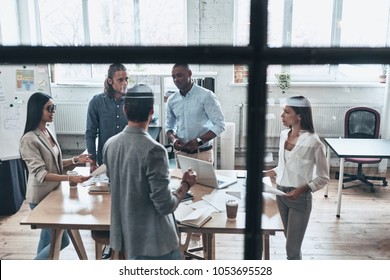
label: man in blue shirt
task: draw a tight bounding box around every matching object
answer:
[85,63,128,259]
[165,64,225,255]
[86,63,128,172]
[166,63,225,164]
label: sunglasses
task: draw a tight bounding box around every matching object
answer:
[46,104,57,113]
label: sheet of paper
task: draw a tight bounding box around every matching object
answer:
[202,190,244,212]
[262,176,273,188]
[188,200,209,209]
[226,191,241,199]
[184,207,210,221]
[81,173,109,187]
[91,164,106,177]
[263,184,286,196]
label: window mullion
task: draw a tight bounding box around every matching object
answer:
[282,0,293,73]
[134,0,141,45]
[331,0,342,47]
[330,0,343,78]
[82,0,92,78]
[82,0,91,45]
[282,0,292,47]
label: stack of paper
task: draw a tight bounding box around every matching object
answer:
[88,182,110,194]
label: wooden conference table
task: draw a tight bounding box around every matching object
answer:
[20,167,283,260]
[323,138,390,217]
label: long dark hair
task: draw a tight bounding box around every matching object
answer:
[104,63,127,98]
[285,95,315,133]
[23,92,52,135]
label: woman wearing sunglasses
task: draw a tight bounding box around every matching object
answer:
[19,92,92,260]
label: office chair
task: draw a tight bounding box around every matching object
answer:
[147,126,162,142]
[148,126,176,168]
[164,143,178,168]
[335,107,388,192]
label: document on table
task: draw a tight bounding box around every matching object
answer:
[202,189,244,212]
[82,164,109,187]
[82,174,109,187]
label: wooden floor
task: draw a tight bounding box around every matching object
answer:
[1,169,390,260]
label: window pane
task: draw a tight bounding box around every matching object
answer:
[0,0,20,45]
[341,0,390,47]
[88,0,185,46]
[235,0,250,46]
[38,0,84,46]
[268,0,284,47]
[338,64,385,81]
[88,0,134,46]
[54,64,93,82]
[138,0,186,46]
[291,0,332,47]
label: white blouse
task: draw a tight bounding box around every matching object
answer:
[273,129,330,192]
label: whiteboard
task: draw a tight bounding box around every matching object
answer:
[0,65,55,161]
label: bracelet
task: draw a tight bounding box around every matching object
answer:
[181,180,191,189]
[71,157,77,164]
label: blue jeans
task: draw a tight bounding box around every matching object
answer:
[276,186,312,260]
[29,203,70,260]
[127,247,183,260]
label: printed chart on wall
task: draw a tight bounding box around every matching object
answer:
[0,65,54,161]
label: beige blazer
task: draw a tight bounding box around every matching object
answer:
[19,128,63,204]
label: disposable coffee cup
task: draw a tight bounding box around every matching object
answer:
[67,170,78,187]
[226,200,239,219]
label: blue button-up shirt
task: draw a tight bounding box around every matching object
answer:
[165,83,225,147]
[86,93,127,165]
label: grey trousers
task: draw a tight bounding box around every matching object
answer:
[276,185,312,260]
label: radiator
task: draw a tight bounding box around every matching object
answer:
[54,102,89,134]
[241,104,382,138]
[55,102,383,139]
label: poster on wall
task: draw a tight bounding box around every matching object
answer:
[16,69,35,91]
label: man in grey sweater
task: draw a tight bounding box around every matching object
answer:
[103,84,196,259]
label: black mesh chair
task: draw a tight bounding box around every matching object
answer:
[148,126,176,168]
[336,107,388,192]
[147,126,162,142]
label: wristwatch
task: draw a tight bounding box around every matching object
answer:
[196,137,204,146]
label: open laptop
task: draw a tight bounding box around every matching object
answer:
[176,155,238,189]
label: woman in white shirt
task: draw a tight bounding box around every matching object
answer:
[264,96,329,260]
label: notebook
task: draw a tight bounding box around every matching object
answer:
[174,203,213,228]
[88,182,110,194]
[176,155,238,189]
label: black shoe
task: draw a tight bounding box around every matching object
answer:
[102,245,112,259]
